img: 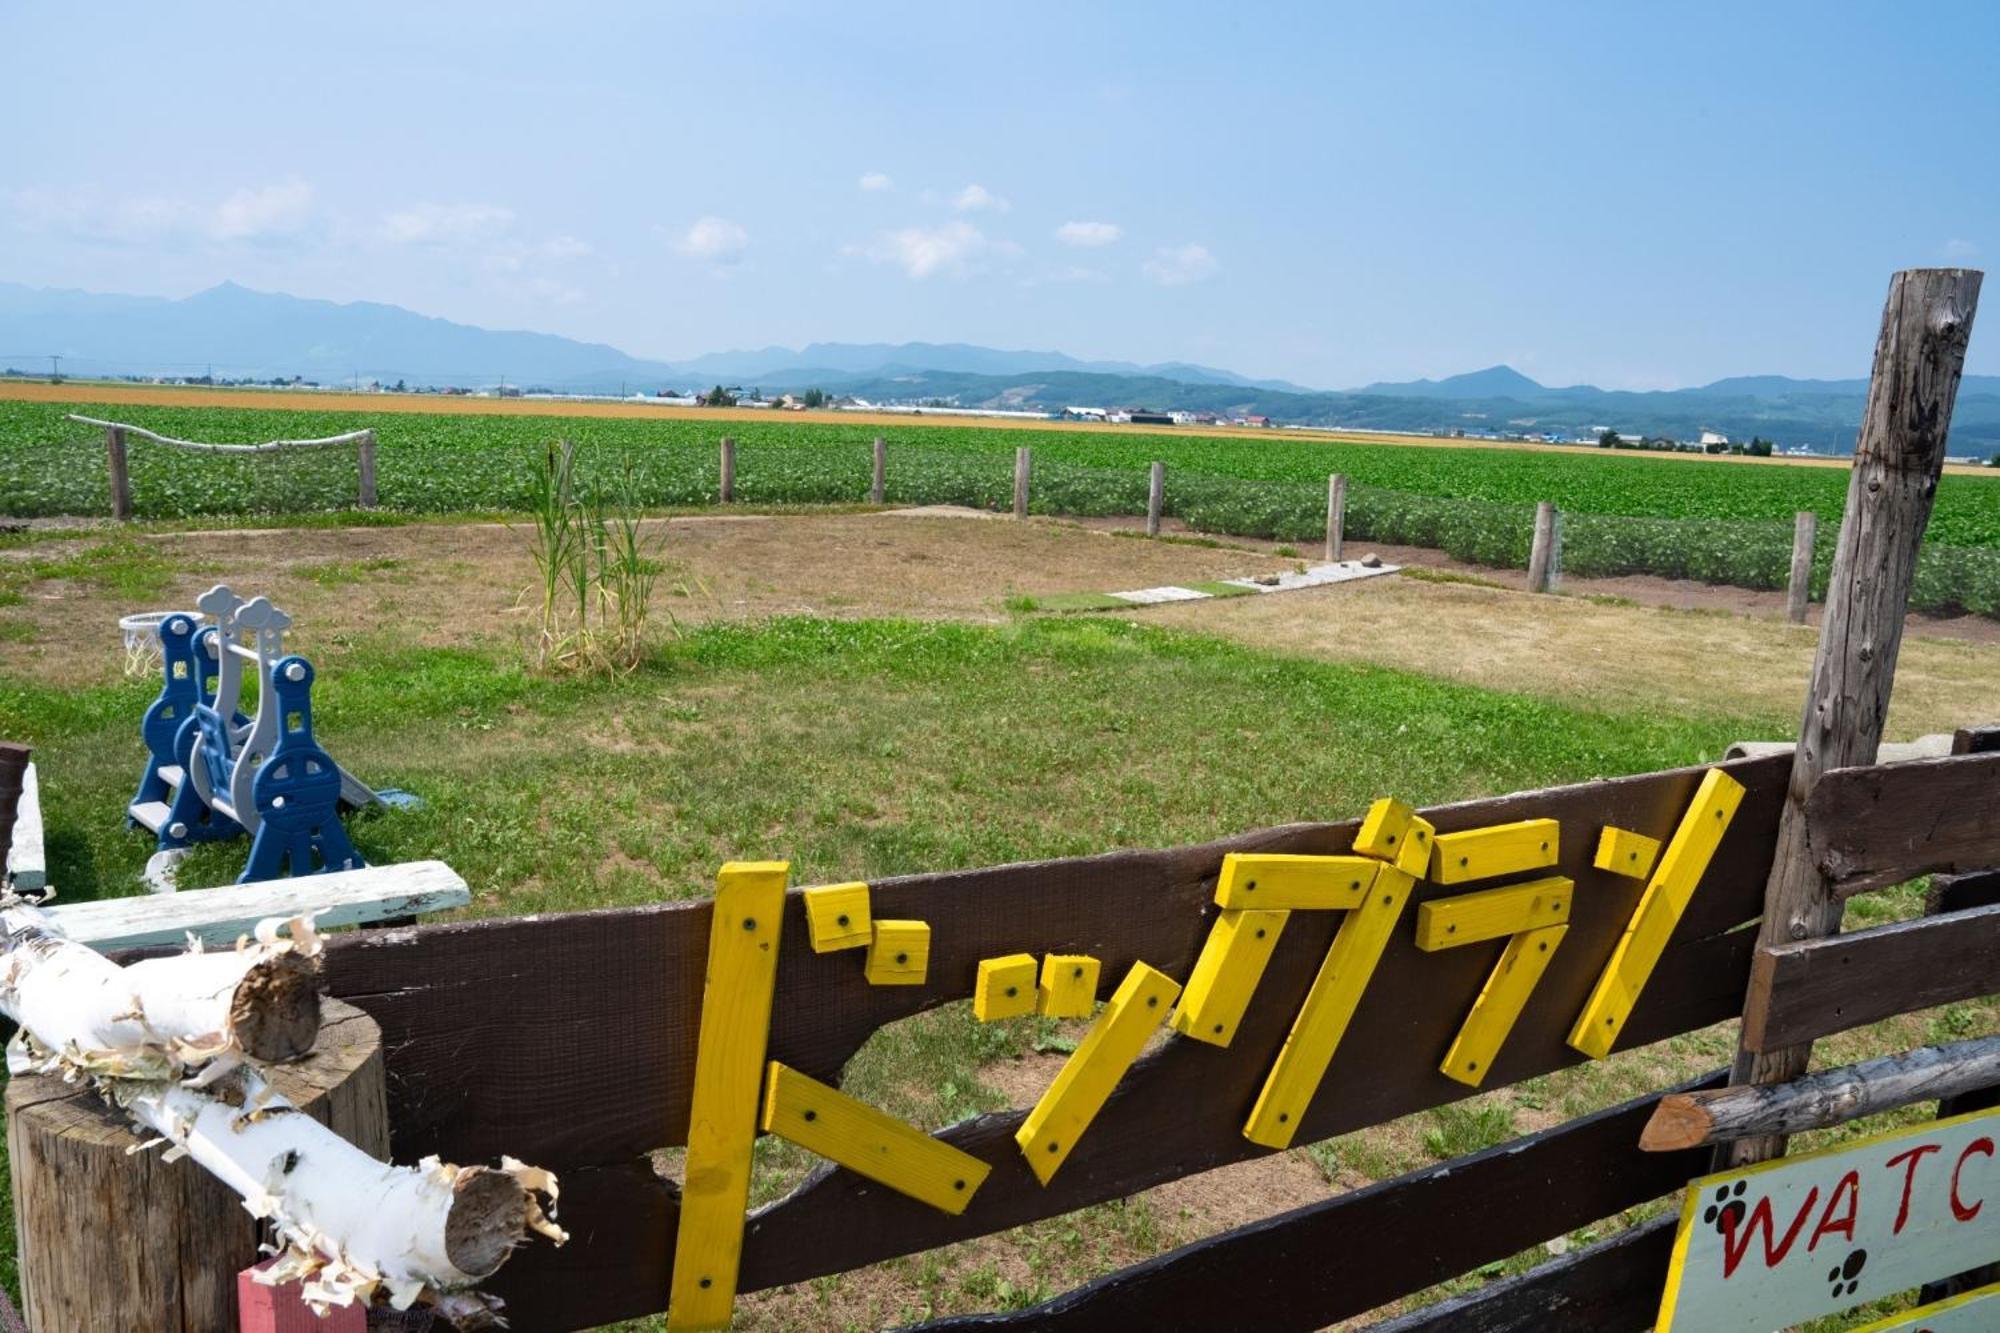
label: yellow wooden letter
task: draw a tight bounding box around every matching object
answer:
[1414,875,1572,952]
[1353,796,1416,861]
[1430,818,1560,885]
[1170,908,1289,1047]
[1038,954,1100,1017]
[1593,826,1663,880]
[1439,923,1569,1087]
[1394,814,1436,879]
[802,881,871,952]
[865,920,930,985]
[1016,962,1181,1183]
[973,953,1039,1022]
[761,1062,992,1214]
[1214,852,1377,910]
[667,860,789,1331]
[1243,866,1415,1149]
[1568,768,1746,1059]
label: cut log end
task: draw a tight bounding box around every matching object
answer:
[1638,1095,1713,1152]
[446,1167,533,1279]
[230,951,324,1064]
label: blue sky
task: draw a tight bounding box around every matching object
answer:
[3,2,1994,388]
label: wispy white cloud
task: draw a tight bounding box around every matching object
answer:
[952,183,1009,213]
[856,220,997,279]
[1142,242,1218,287]
[1943,237,1981,261]
[8,178,317,246]
[540,234,592,260]
[379,201,515,245]
[210,180,316,242]
[673,215,750,264]
[1055,220,1120,248]
[859,171,894,192]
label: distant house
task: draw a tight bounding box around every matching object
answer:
[1063,406,1108,421]
[1131,411,1174,426]
[1245,415,1272,428]
[1169,410,1200,425]
[1699,430,1730,447]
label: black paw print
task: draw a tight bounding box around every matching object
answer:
[1826,1247,1867,1300]
[1703,1179,1747,1235]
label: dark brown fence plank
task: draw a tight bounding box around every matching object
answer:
[1807,752,2000,894]
[1361,1212,1677,1333]
[326,754,1785,1169]
[904,1070,1722,1332]
[1742,901,2000,1051]
[318,757,1786,1328]
[482,1158,677,1332]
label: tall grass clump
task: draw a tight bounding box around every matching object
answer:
[527,440,681,673]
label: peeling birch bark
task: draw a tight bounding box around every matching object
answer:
[0,905,565,1322]
[109,1065,565,1318]
[0,906,322,1072]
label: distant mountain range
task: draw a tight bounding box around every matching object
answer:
[3,281,1997,452]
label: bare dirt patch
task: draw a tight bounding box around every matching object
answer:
[0,513,1277,683]
[1069,514,2000,646]
[1143,569,2000,739]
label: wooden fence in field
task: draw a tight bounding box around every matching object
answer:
[312,732,2000,1330]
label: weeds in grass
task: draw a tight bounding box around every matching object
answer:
[1398,567,1508,591]
[1423,1100,1517,1158]
[527,440,686,674]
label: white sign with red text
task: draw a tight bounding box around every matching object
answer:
[1657,1106,2000,1332]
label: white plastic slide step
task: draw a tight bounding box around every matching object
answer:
[129,800,171,834]
[157,764,184,789]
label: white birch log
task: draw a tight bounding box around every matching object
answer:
[111,1065,564,1316]
[0,906,322,1073]
[0,905,565,1319]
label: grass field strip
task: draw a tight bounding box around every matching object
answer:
[1108,558,1400,607]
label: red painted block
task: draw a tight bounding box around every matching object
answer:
[237,1262,367,1333]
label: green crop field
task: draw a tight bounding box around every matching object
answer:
[7,397,2000,612]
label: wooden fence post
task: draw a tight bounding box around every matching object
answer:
[1325,474,1346,562]
[1785,511,1816,623]
[1013,446,1031,520]
[1526,501,1558,593]
[1147,461,1165,537]
[871,436,886,505]
[1726,268,1982,1167]
[105,426,131,521]
[720,436,736,504]
[356,430,378,509]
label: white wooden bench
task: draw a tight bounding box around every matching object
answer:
[43,860,469,950]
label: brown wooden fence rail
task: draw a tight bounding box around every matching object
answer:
[320,755,1797,1329]
[308,740,2000,1331]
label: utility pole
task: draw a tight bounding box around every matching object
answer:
[48,355,60,384]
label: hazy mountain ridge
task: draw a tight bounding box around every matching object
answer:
[3,281,1996,451]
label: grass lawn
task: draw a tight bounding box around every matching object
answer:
[0,513,1986,1330]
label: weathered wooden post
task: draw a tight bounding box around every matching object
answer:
[105,424,132,521]
[1325,474,1347,562]
[1147,461,1165,537]
[1784,510,1817,623]
[357,429,378,509]
[871,436,886,505]
[720,436,736,504]
[1526,501,1559,593]
[1727,267,1982,1167]
[1013,446,1031,520]
[7,1000,388,1330]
